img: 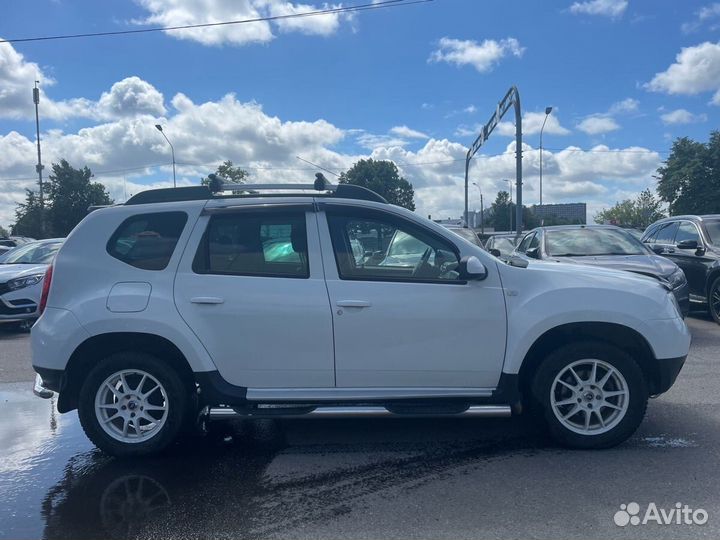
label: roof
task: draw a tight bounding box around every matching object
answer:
[532,224,621,232]
[651,214,720,224]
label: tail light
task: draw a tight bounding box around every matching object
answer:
[39,264,53,316]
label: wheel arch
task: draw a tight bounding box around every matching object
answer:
[517,322,661,400]
[59,332,196,413]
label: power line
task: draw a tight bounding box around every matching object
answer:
[0,0,433,44]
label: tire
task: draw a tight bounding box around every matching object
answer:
[532,341,648,449]
[78,352,191,457]
[708,277,720,324]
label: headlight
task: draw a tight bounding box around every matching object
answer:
[668,268,686,288]
[7,273,45,291]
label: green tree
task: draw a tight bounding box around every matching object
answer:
[656,131,720,215]
[201,160,249,186]
[46,160,113,237]
[595,189,665,228]
[0,225,9,237]
[11,189,44,238]
[339,159,415,210]
[490,191,513,231]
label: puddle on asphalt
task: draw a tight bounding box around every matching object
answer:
[0,382,552,540]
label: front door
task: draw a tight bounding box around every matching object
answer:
[174,205,334,388]
[318,205,507,388]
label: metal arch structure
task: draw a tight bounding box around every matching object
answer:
[464,86,522,237]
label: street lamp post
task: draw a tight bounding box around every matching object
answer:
[506,179,513,233]
[539,106,552,208]
[472,182,484,234]
[155,124,176,188]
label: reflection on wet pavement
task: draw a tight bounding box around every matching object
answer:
[0,383,547,540]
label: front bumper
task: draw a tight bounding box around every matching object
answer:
[0,295,38,321]
[672,281,690,317]
[652,355,687,395]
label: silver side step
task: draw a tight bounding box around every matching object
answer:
[207,405,512,421]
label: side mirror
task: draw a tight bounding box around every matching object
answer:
[525,247,540,259]
[650,245,665,255]
[459,255,487,280]
[676,239,698,250]
[489,248,502,258]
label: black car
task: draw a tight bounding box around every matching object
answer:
[513,225,690,316]
[641,215,720,323]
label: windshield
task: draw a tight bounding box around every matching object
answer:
[2,241,62,264]
[448,228,482,246]
[704,219,720,246]
[546,228,647,257]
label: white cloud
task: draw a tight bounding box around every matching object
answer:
[646,41,720,104]
[496,111,571,137]
[428,37,525,73]
[133,0,351,46]
[96,76,167,118]
[682,3,720,33]
[608,97,639,114]
[660,108,708,125]
[569,0,627,17]
[577,116,620,135]
[464,105,477,114]
[389,125,428,139]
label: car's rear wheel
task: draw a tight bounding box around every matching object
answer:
[533,342,648,449]
[707,277,720,324]
[78,352,190,457]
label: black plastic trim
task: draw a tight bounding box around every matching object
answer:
[33,366,65,393]
[195,371,248,406]
[126,186,212,205]
[652,355,686,395]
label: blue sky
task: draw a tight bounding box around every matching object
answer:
[1,0,720,227]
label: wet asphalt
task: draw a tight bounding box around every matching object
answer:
[1,314,719,540]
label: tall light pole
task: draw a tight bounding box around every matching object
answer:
[472,182,484,234]
[539,106,552,208]
[506,179,513,233]
[33,81,45,237]
[155,124,176,188]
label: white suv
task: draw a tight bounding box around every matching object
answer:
[31,178,691,456]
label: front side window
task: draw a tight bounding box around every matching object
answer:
[675,221,700,245]
[193,211,309,278]
[327,210,461,282]
[516,233,534,253]
[107,212,188,270]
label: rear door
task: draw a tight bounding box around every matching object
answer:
[174,203,335,388]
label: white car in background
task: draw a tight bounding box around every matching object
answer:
[0,238,64,331]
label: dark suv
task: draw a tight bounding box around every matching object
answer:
[641,215,720,323]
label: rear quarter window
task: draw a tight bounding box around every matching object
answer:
[107,212,188,270]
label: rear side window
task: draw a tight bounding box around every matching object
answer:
[192,211,309,278]
[107,212,188,270]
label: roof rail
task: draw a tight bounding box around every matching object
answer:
[123,173,388,206]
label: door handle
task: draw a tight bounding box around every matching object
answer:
[191,296,225,304]
[336,300,372,308]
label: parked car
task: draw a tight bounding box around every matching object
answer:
[641,215,720,323]
[512,225,689,316]
[31,181,689,457]
[441,224,485,248]
[0,238,64,331]
[484,233,520,258]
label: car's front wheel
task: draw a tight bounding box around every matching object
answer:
[78,352,190,457]
[707,276,720,324]
[533,342,648,449]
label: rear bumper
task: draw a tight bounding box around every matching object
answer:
[652,355,686,395]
